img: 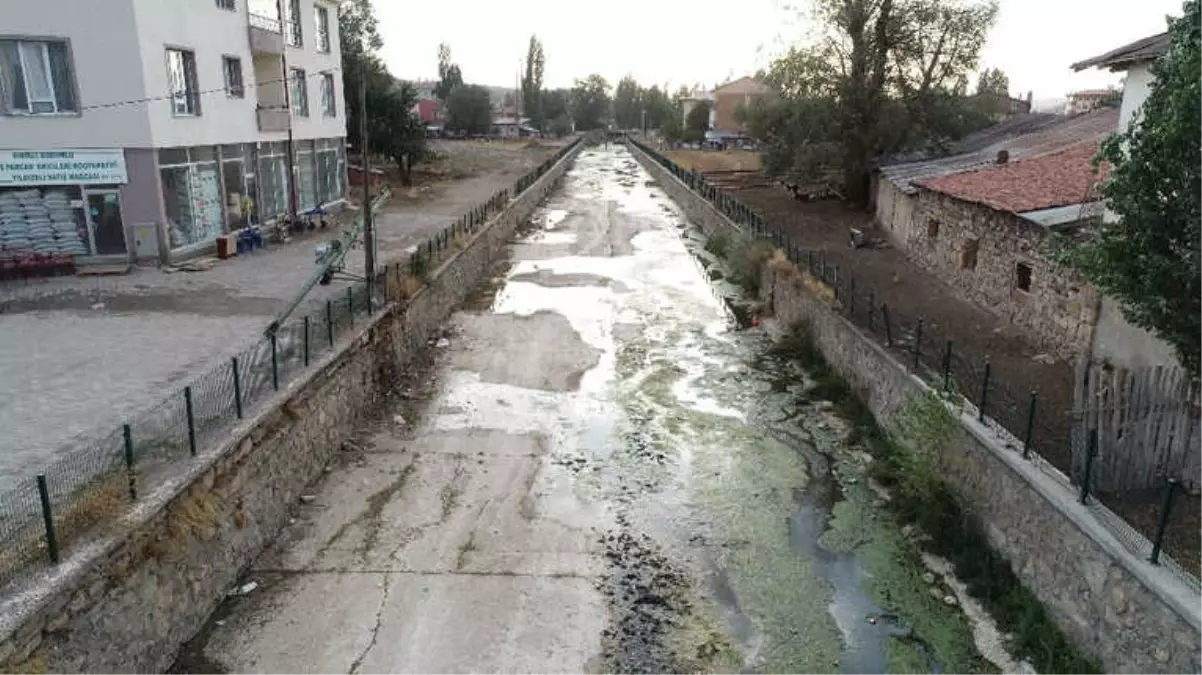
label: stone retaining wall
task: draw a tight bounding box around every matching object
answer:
[0,143,581,674]
[629,141,1201,674]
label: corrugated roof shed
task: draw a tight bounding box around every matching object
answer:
[915,141,1110,213]
[878,107,1119,194]
[1072,32,1171,71]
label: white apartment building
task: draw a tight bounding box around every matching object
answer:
[0,0,347,264]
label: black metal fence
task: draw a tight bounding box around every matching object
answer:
[627,137,1198,583]
[0,137,582,591]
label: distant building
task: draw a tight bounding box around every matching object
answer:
[490,116,538,139]
[1064,88,1122,116]
[412,98,443,125]
[710,76,771,138]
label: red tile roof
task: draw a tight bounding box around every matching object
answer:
[914,141,1110,213]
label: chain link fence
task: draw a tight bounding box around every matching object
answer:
[0,138,582,591]
[628,137,1199,587]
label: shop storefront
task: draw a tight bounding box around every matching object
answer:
[158,137,346,260]
[0,149,130,263]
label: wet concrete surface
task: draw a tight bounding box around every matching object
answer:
[177,146,1012,674]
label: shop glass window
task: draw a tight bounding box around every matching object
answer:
[160,145,223,247]
[167,48,200,116]
[290,68,308,117]
[0,39,78,114]
[0,185,88,255]
[215,0,236,9]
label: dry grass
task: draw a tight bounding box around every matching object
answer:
[56,471,129,544]
[392,275,425,302]
[663,149,761,173]
[451,233,471,252]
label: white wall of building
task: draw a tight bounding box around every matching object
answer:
[285,0,345,142]
[1,0,152,148]
[1117,63,1153,131]
[1089,60,1180,370]
[133,0,261,149]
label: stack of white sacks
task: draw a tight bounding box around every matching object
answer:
[0,189,88,255]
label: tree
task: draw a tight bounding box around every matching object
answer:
[1059,1,1200,372]
[338,0,425,182]
[433,43,463,101]
[975,67,1009,96]
[571,74,611,131]
[613,76,644,129]
[744,0,997,203]
[542,88,572,136]
[683,100,711,143]
[521,35,546,129]
[642,85,675,131]
[446,84,494,136]
[369,78,426,184]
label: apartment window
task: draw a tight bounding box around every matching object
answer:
[290,68,308,116]
[320,72,335,117]
[0,39,78,114]
[215,0,236,10]
[285,0,303,47]
[223,56,244,98]
[315,5,331,53]
[1015,262,1032,292]
[167,48,200,116]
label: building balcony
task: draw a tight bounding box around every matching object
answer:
[257,106,290,132]
[249,13,284,54]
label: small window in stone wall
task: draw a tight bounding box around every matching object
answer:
[1015,261,1032,292]
[927,218,940,240]
[959,238,979,270]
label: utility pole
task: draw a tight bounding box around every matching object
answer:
[359,62,374,301]
[277,0,298,222]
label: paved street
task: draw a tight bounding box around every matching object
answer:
[0,142,555,490]
[178,146,1011,674]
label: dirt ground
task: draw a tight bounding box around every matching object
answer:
[664,149,761,173]
[711,169,1200,578]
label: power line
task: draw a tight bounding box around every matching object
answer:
[73,66,344,113]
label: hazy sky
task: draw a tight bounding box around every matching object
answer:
[376,0,1184,100]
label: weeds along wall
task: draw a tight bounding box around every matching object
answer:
[0,140,583,674]
[626,140,1202,674]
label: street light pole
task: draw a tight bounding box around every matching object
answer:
[359,60,374,303]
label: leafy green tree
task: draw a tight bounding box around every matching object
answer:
[433,43,463,101]
[975,67,1009,96]
[613,76,643,129]
[1060,0,1200,372]
[338,0,424,182]
[369,78,426,184]
[745,0,997,203]
[571,74,611,131]
[542,88,571,122]
[445,84,494,135]
[642,85,674,130]
[521,35,546,129]
[683,100,711,142]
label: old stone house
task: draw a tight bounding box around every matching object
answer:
[910,142,1108,358]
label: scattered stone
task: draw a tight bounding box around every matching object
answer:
[215,620,226,627]
[1032,353,1056,365]
[921,571,936,584]
[299,495,317,504]
[341,439,364,452]
[436,338,450,348]
[393,414,406,426]
[230,581,259,596]
[91,302,105,310]
[943,594,957,606]
[929,587,944,600]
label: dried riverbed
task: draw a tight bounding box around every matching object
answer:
[175,145,1022,674]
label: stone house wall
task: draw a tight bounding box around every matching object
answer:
[908,189,1099,359]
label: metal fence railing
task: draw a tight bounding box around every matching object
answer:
[626,137,1199,586]
[0,137,582,592]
